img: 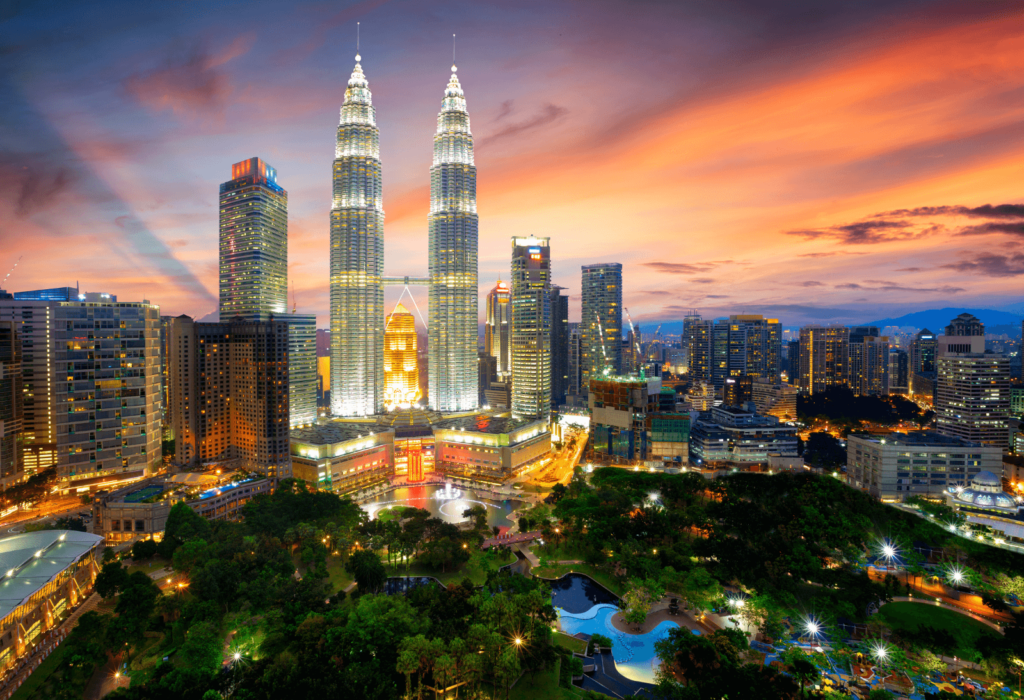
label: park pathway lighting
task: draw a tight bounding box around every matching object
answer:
[803,616,822,640]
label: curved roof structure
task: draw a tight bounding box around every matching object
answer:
[952,471,1019,513]
[0,530,102,619]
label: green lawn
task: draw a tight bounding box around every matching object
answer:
[325,558,354,593]
[383,548,517,586]
[877,602,1000,660]
[509,659,577,700]
[552,632,587,654]
[9,643,68,700]
[532,562,624,596]
[127,557,170,575]
[376,506,417,523]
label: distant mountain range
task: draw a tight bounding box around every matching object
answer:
[863,307,1024,332]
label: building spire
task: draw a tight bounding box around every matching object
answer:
[357,21,360,60]
[452,33,456,72]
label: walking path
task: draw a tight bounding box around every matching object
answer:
[481,530,541,549]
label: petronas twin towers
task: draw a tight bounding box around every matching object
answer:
[330,54,478,417]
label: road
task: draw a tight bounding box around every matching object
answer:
[514,429,587,496]
[2,497,90,535]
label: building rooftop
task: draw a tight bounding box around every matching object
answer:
[434,414,543,435]
[851,431,986,448]
[291,422,391,446]
[0,530,103,619]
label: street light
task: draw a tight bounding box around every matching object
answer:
[233,652,241,661]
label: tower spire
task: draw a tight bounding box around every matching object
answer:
[452,33,456,71]
[357,21,360,60]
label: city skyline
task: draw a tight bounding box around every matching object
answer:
[5,2,1024,329]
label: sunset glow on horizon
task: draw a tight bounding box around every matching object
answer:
[3,1,1024,328]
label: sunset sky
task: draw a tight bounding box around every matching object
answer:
[2,0,1024,329]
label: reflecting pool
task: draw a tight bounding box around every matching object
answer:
[361,484,524,529]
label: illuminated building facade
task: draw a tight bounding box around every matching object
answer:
[485,280,511,378]
[0,322,23,485]
[219,158,288,318]
[433,414,550,484]
[580,263,622,390]
[848,328,889,396]
[167,316,291,478]
[935,354,1011,449]
[511,237,551,418]
[291,423,394,495]
[428,65,479,413]
[383,302,421,409]
[549,286,569,408]
[799,325,849,395]
[0,531,103,674]
[331,55,385,417]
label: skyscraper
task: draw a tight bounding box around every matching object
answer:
[219,159,315,428]
[219,158,288,317]
[428,64,478,413]
[383,303,421,409]
[0,322,23,486]
[799,325,849,394]
[580,263,622,389]
[510,237,551,417]
[849,331,890,396]
[331,55,384,417]
[0,295,163,489]
[567,323,582,400]
[725,315,782,383]
[888,349,909,394]
[167,316,292,477]
[485,280,511,378]
[686,317,711,385]
[909,328,937,397]
[935,353,1010,449]
[549,286,569,407]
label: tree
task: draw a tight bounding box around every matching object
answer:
[622,578,666,630]
[159,502,212,558]
[346,549,387,593]
[782,648,819,697]
[131,538,159,560]
[397,649,419,700]
[94,562,130,598]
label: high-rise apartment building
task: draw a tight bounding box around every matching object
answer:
[219,159,315,429]
[935,314,1010,449]
[724,315,782,383]
[686,317,711,385]
[799,325,849,395]
[428,65,479,413]
[549,286,569,408]
[888,349,909,394]
[580,263,622,389]
[510,237,551,417]
[567,323,582,400]
[219,158,288,318]
[909,328,937,396]
[167,316,291,477]
[0,322,23,485]
[383,303,421,409]
[331,55,385,417]
[849,327,889,396]
[485,280,511,378]
[0,296,162,490]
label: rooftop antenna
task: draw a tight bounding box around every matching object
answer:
[291,282,297,314]
[452,33,457,71]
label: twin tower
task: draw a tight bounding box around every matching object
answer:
[330,55,478,416]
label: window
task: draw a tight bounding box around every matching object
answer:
[135,520,145,532]
[123,519,132,531]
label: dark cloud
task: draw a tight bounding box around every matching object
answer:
[691,277,715,284]
[493,100,514,122]
[836,279,964,293]
[705,294,729,299]
[643,262,722,274]
[791,202,1024,245]
[894,267,922,272]
[1,161,75,217]
[124,45,232,116]
[480,104,568,146]
[942,253,1024,277]
[800,281,824,287]
[958,221,1024,236]
[797,251,868,258]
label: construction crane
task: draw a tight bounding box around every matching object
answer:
[1,256,22,289]
[646,323,664,361]
[595,313,611,376]
[623,308,645,379]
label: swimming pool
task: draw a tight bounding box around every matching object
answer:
[557,603,680,684]
[550,573,619,613]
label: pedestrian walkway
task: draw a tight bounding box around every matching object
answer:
[481,530,541,549]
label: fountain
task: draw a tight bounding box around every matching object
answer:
[433,481,463,500]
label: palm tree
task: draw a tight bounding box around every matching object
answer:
[396,649,419,700]
[789,657,819,698]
